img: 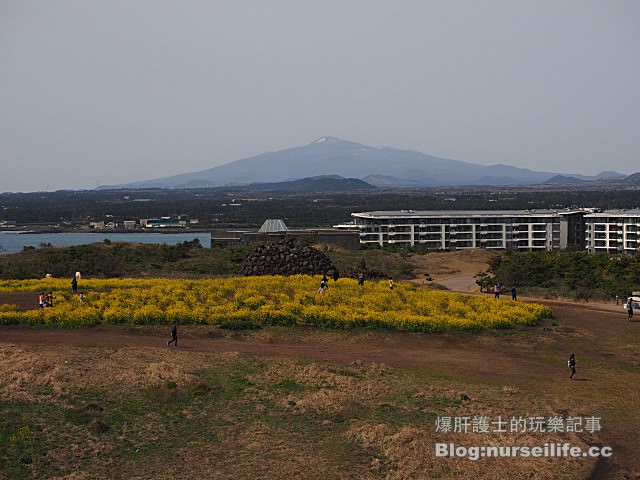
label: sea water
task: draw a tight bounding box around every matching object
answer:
[0,232,211,255]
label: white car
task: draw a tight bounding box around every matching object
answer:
[625,296,640,311]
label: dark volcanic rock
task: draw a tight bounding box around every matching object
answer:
[240,238,337,276]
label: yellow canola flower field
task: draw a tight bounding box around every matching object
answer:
[0,276,552,332]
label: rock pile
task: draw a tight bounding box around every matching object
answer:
[240,239,337,276]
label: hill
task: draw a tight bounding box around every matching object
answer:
[239,175,375,192]
[619,172,640,185]
[543,175,586,184]
[0,241,247,278]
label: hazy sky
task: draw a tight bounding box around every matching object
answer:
[1,1,639,192]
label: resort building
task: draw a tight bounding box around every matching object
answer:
[340,210,588,251]
[584,210,640,254]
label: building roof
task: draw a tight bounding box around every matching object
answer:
[352,209,585,219]
[258,219,288,232]
[585,209,640,218]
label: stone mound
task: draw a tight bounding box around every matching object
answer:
[240,238,336,276]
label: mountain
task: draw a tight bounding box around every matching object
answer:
[592,171,626,180]
[361,174,418,187]
[619,172,640,185]
[112,137,625,189]
[229,175,375,192]
[543,175,586,184]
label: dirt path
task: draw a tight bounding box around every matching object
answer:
[433,275,478,292]
[1,303,635,384]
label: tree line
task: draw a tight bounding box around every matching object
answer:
[477,251,640,301]
[2,187,640,228]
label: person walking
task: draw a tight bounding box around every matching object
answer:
[71,276,78,294]
[38,292,45,308]
[494,284,500,299]
[511,286,517,301]
[568,353,576,379]
[628,300,634,321]
[167,322,178,347]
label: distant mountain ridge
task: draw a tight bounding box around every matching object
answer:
[107,137,628,189]
[235,175,375,192]
[619,172,640,185]
[544,175,586,184]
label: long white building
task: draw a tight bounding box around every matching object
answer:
[584,210,640,254]
[342,210,587,251]
[338,209,640,253]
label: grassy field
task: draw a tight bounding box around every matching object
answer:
[0,337,594,480]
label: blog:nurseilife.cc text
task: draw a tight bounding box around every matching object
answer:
[435,443,612,461]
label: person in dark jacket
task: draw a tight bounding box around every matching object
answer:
[71,276,78,294]
[628,301,634,321]
[167,322,178,347]
[511,286,517,301]
[45,291,55,307]
[568,353,576,379]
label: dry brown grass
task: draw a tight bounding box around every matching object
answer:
[0,347,69,401]
[408,249,498,279]
[1,348,595,480]
[348,421,594,480]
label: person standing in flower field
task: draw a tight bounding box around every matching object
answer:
[45,291,55,307]
[318,275,328,295]
[167,322,178,347]
[358,272,365,286]
[511,285,517,301]
[494,283,501,299]
[71,276,78,294]
[388,277,394,290]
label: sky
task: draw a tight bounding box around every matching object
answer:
[1,1,639,192]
